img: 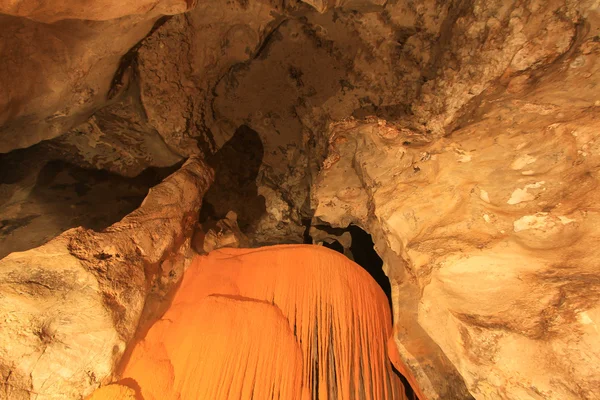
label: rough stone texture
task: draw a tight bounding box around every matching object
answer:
[0,158,213,399]
[0,13,164,153]
[312,17,600,399]
[134,0,288,156]
[192,211,250,254]
[0,153,177,260]
[2,0,600,399]
[45,94,183,178]
[0,0,188,23]
[205,0,586,245]
[410,0,581,136]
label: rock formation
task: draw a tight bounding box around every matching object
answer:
[1,0,600,399]
[88,245,406,400]
[0,159,213,399]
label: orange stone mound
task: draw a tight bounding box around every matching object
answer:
[90,244,407,399]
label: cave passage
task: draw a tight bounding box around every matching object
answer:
[0,150,179,259]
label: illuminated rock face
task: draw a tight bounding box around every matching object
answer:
[0,158,213,400]
[91,245,407,399]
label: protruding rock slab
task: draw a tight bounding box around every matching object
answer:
[0,158,213,399]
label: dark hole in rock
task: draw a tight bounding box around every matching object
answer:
[347,225,392,313]
[321,238,344,253]
[305,223,392,312]
[199,124,266,233]
[0,154,180,259]
[306,222,420,399]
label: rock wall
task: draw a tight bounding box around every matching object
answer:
[312,15,600,399]
[0,158,213,399]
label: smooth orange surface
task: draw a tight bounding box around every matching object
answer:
[90,244,408,399]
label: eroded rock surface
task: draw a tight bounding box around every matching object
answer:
[0,0,189,23]
[0,158,213,399]
[312,25,600,399]
[0,13,168,153]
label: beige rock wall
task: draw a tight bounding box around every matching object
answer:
[0,0,189,23]
[0,158,213,399]
[0,14,164,153]
[313,25,600,399]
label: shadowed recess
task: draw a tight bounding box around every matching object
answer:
[0,156,179,259]
[199,124,266,232]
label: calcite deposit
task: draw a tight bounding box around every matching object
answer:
[88,245,405,400]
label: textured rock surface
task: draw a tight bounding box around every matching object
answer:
[312,18,600,399]
[192,211,250,254]
[2,0,600,399]
[0,150,179,259]
[0,12,170,153]
[45,95,183,178]
[0,158,213,399]
[0,0,188,23]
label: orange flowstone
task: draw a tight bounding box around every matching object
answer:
[86,384,136,399]
[89,244,408,399]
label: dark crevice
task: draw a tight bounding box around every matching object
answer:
[0,154,179,259]
[308,223,393,313]
[199,125,266,233]
[347,225,392,314]
[392,364,420,400]
[305,222,420,399]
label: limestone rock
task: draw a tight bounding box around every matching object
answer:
[0,13,162,153]
[0,158,213,399]
[0,153,178,260]
[192,211,250,254]
[0,238,120,400]
[0,0,188,23]
[45,95,183,178]
[135,0,287,157]
[312,26,600,399]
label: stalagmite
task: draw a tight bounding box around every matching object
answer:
[89,244,407,399]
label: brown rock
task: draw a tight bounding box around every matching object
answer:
[0,14,161,153]
[192,211,250,254]
[0,0,189,23]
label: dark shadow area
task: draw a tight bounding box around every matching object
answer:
[392,364,420,400]
[306,223,420,400]
[199,125,266,232]
[306,223,393,312]
[0,158,179,259]
[348,225,393,313]
[321,239,344,253]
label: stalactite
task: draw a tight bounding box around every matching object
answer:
[89,244,407,399]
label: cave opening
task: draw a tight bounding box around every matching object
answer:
[307,223,420,400]
[309,224,393,314]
